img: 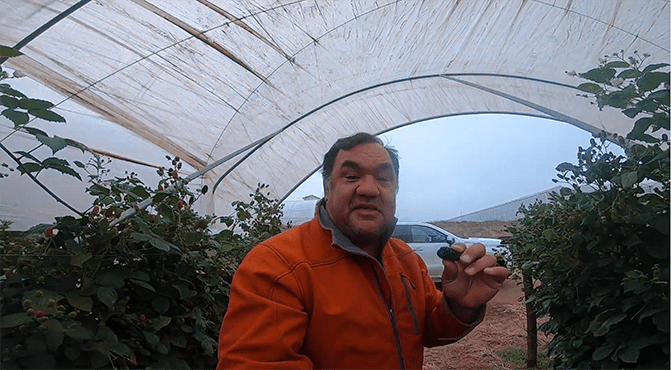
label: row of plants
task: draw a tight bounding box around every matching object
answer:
[0,45,286,369]
[507,51,669,369]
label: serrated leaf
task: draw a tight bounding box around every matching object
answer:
[0,83,26,97]
[45,163,82,180]
[35,134,67,154]
[2,108,29,127]
[14,150,42,163]
[577,82,602,93]
[17,162,42,175]
[19,98,54,110]
[0,312,31,328]
[66,291,94,311]
[28,108,65,122]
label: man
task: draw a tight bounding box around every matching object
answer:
[217,132,510,369]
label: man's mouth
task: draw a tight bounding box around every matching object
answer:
[353,204,379,212]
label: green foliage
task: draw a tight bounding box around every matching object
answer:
[0,45,86,180]
[573,50,669,144]
[509,53,669,369]
[0,159,285,369]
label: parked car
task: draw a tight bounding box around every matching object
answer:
[391,221,511,282]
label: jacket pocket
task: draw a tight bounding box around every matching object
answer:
[400,273,421,336]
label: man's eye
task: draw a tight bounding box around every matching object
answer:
[345,175,359,181]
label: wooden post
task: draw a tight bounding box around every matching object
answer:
[524,272,538,369]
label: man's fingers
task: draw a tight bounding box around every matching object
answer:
[463,254,498,276]
[458,243,486,264]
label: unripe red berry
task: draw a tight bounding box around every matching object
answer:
[92,205,101,215]
[34,310,47,318]
[45,227,57,238]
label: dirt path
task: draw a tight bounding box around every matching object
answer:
[423,279,550,370]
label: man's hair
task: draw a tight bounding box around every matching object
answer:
[321,132,400,191]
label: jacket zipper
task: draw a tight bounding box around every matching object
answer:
[400,273,421,336]
[372,264,406,370]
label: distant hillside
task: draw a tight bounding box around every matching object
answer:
[432,220,516,240]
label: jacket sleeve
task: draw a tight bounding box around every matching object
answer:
[217,244,312,369]
[418,255,486,348]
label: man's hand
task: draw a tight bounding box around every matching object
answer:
[440,243,510,322]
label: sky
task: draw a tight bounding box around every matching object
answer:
[285,113,626,222]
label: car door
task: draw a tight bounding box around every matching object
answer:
[408,224,453,281]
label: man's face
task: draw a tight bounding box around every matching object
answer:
[324,142,397,247]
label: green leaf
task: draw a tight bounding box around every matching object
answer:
[129,278,155,292]
[74,160,86,168]
[19,98,54,110]
[0,83,26,97]
[647,89,670,106]
[618,347,640,363]
[580,68,616,83]
[153,316,172,332]
[152,296,170,315]
[0,45,22,57]
[14,150,42,163]
[71,252,92,267]
[653,311,670,332]
[131,232,180,252]
[643,62,669,73]
[0,94,19,109]
[173,281,196,299]
[143,331,160,345]
[131,185,151,199]
[637,71,669,92]
[94,325,119,346]
[592,343,616,361]
[43,318,64,351]
[617,69,643,79]
[621,171,638,188]
[64,346,80,361]
[66,325,94,340]
[36,134,68,154]
[17,162,42,175]
[171,332,187,348]
[129,270,150,282]
[153,192,170,204]
[45,163,82,180]
[2,108,29,127]
[95,269,127,289]
[604,61,630,69]
[622,107,642,118]
[97,286,118,308]
[577,82,602,93]
[109,342,133,357]
[28,108,65,122]
[0,312,31,328]
[66,291,94,311]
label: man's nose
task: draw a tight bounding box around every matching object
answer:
[356,175,380,197]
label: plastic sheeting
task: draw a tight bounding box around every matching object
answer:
[0,0,669,228]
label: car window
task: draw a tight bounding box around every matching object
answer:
[411,225,445,243]
[392,225,413,243]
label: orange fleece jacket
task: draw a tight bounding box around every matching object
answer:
[217,210,483,369]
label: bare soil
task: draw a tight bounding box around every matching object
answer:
[422,278,550,370]
[423,221,549,370]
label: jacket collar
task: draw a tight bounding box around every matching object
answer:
[316,198,398,258]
